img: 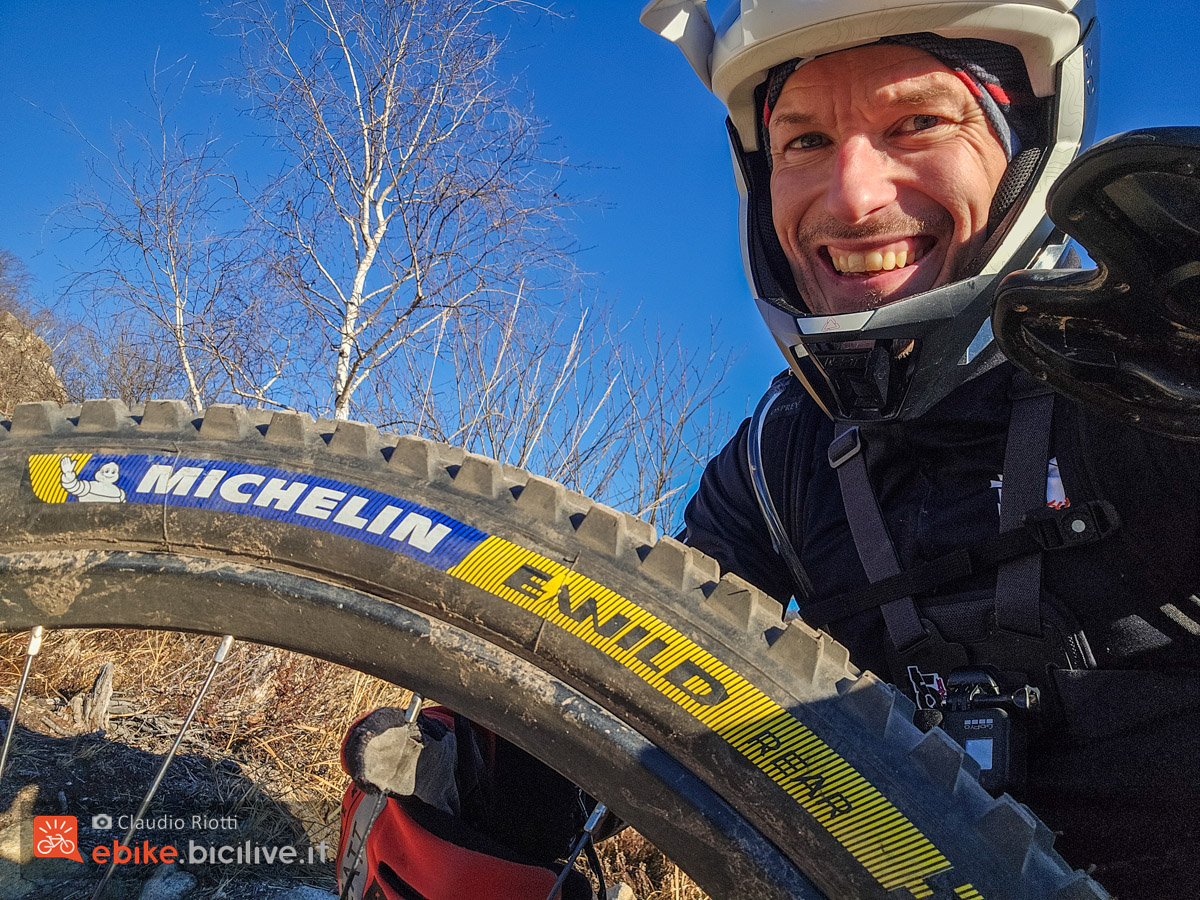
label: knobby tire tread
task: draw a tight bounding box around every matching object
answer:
[0,400,1109,900]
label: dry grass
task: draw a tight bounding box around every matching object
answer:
[0,628,409,802]
[0,629,708,898]
[600,830,709,900]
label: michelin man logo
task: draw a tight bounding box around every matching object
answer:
[59,457,126,503]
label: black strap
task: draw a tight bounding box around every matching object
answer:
[452,713,491,828]
[803,500,1119,627]
[583,836,606,899]
[827,375,1064,650]
[747,373,815,602]
[995,375,1056,636]
[829,424,927,651]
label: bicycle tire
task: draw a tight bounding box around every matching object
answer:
[0,399,1109,900]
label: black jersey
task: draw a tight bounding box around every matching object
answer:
[683,362,1200,892]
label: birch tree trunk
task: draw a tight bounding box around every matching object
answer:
[229,0,565,420]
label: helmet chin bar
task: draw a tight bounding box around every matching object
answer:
[792,339,921,420]
[773,265,1009,424]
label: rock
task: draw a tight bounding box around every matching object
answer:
[0,308,68,415]
[275,887,338,900]
[0,785,37,864]
[0,865,34,898]
[0,787,82,893]
[607,884,638,900]
[19,855,82,885]
[138,862,197,900]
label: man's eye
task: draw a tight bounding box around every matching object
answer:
[788,132,828,150]
[902,114,943,133]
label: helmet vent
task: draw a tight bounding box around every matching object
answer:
[989,146,1044,231]
[969,146,1045,273]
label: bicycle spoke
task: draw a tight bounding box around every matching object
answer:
[0,625,45,789]
[545,802,609,900]
[90,633,235,900]
[338,691,422,900]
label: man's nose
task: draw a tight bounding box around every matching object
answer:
[825,136,898,223]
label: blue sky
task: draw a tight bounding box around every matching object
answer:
[2,0,1198,424]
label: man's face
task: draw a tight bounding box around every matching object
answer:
[768,44,1010,316]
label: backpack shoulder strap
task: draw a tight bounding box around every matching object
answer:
[828,423,927,651]
[994,374,1056,637]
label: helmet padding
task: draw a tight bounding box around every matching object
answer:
[760,34,1042,164]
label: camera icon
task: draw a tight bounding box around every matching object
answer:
[91,814,113,831]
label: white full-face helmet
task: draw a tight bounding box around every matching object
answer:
[641,0,1099,423]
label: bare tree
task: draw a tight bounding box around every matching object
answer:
[56,311,196,408]
[227,0,565,421]
[57,0,734,527]
[61,58,283,412]
[601,336,733,530]
[383,295,735,531]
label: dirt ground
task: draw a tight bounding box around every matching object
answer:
[0,700,340,898]
[0,629,706,900]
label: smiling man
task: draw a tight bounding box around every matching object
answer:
[644,0,1200,896]
[766,43,1010,314]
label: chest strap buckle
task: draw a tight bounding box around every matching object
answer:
[827,425,862,469]
[1025,500,1120,551]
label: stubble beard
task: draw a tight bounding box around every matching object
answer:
[786,208,955,313]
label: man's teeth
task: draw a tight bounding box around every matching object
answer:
[831,248,915,274]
